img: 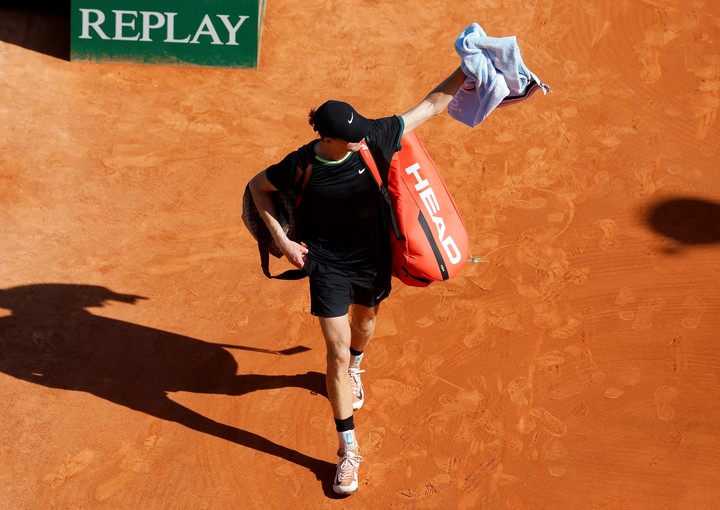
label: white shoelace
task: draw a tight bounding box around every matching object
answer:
[337,452,364,485]
[348,368,365,398]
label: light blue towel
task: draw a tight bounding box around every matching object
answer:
[448,23,551,127]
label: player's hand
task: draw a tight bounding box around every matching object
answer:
[278,238,309,269]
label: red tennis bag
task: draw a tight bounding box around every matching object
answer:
[359,131,468,287]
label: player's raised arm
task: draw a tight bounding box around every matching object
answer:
[401,66,467,134]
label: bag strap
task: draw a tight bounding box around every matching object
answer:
[357,141,383,187]
[258,237,272,278]
[357,142,401,239]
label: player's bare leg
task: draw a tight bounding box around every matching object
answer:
[319,315,364,494]
[347,304,379,409]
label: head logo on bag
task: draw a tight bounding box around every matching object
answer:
[403,161,463,266]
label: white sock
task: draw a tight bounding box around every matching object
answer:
[338,429,358,451]
[349,352,364,370]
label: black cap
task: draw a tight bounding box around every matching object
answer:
[312,100,371,142]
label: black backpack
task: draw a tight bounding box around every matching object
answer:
[241,144,314,279]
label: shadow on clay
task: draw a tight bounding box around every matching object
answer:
[645,197,720,247]
[0,1,71,61]
[0,283,339,496]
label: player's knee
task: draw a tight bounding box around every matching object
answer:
[326,344,351,369]
[351,316,376,338]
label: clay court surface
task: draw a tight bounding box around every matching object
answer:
[2,1,719,508]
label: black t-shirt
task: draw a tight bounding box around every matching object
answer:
[265,115,404,271]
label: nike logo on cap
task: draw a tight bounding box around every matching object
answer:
[348,113,354,124]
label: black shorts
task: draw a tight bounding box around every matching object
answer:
[303,258,392,318]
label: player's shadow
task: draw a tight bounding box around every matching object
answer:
[0,283,338,495]
[0,1,71,60]
[645,197,720,249]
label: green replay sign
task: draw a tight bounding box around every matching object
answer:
[70,0,266,68]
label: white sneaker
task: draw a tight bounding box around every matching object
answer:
[333,449,364,495]
[349,368,365,410]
